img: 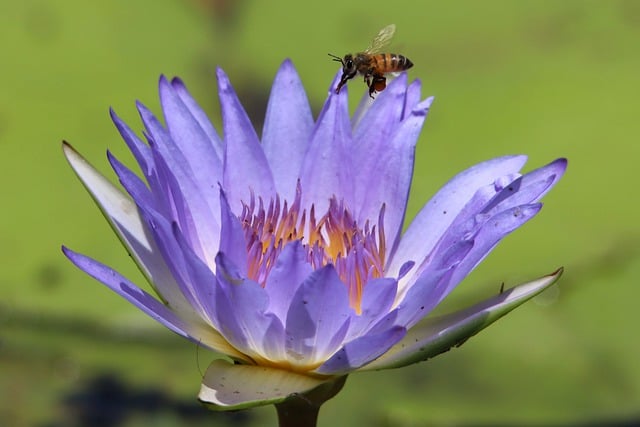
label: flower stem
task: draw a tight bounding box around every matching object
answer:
[274,376,347,427]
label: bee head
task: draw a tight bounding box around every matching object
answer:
[329,53,357,74]
[328,53,358,92]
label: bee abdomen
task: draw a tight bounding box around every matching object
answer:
[373,54,414,73]
[391,54,413,71]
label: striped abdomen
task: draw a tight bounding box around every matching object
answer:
[370,53,413,74]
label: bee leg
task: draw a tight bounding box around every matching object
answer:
[369,75,386,98]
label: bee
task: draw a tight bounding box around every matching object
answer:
[329,24,413,98]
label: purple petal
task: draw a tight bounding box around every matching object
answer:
[351,73,407,143]
[426,158,567,275]
[62,247,251,361]
[481,158,567,215]
[217,68,276,210]
[400,204,543,327]
[315,326,406,375]
[135,204,210,318]
[388,155,528,279]
[285,265,353,365]
[109,108,153,178]
[355,96,435,260]
[299,78,354,215]
[395,240,474,327]
[107,152,210,315]
[402,79,423,120]
[171,222,220,326]
[107,150,154,202]
[159,75,223,214]
[261,60,313,201]
[63,246,192,341]
[149,140,220,265]
[170,77,224,159]
[218,189,248,276]
[346,278,398,338]
[443,203,544,299]
[214,252,286,360]
[263,241,313,322]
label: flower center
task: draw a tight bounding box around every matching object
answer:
[239,184,386,314]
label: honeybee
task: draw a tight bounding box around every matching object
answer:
[329,24,413,98]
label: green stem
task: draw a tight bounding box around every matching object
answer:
[274,376,347,427]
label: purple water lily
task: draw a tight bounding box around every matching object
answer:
[62,59,565,411]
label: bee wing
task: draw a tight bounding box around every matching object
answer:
[365,24,396,54]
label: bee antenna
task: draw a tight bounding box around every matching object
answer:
[328,53,343,64]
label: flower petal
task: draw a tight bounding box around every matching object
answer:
[199,359,333,410]
[315,326,406,375]
[351,73,407,142]
[109,108,154,178]
[264,241,313,322]
[394,240,474,327]
[159,75,223,213]
[218,189,248,276]
[214,252,286,361]
[359,268,564,371]
[355,96,434,258]
[217,68,276,209]
[170,76,224,159]
[62,143,194,314]
[388,155,528,279]
[442,203,544,301]
[299,78,353,214]
[285,265,353,367]
[61,246,247,360]
[261,60,313,201]
[346,278,398,338]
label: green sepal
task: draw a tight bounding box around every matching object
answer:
[359,268,563,371]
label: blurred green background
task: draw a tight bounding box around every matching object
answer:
[1,0,639,425]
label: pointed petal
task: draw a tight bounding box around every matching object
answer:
[402,79,423,120]
[109,108,153,177]
[62,143,193,314]
[262,60,313,201]
[159,75,223,211]
[395,240,474,327]
[315,326,406,375]
[218,189,248,276]
[149,135,221,265]
[346,278,398,338]
[199,359,332,410]
[481,158,567,215]
[171,222,220,326]
[359,268,564,371]
[217,68,275,209]
[264,241,313,322]
[61,246,248,361]
[214,252,285,360]
[170,76,224,159]
[351,73,407,144]
[388,155,528,278]
[355,96,434,258]
[299,82,353,214]
[443,203,544,300]
[285,266,352,366]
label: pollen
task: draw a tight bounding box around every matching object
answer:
[239,183,386,314]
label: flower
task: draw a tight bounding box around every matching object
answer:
[62,59,566,410]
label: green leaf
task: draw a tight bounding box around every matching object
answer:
[199,359,336,410]
[359,268,564,371]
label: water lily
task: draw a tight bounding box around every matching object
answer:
[62,59,565,424]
